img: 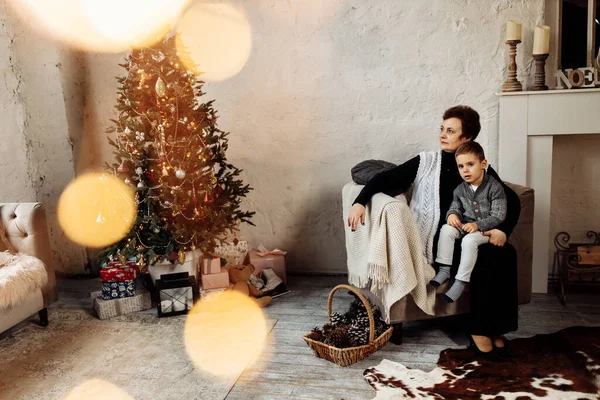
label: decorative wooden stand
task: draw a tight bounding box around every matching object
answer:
[531,54,549,91]
[502,40,523,92]
[553,231,600,305]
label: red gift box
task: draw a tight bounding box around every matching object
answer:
[100,261,139,282]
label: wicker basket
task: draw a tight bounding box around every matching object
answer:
[91,288,151,320]
[302,284,393,367]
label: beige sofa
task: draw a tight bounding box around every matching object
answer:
[0,203,57,334]
[345,183,534,341]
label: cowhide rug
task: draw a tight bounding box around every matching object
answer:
[364,326,600,399]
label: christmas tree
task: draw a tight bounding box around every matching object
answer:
[100,35,254,269]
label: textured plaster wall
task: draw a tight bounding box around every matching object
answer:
[84,0,545,274]
[0,4,88,274]
[550,135,600,274]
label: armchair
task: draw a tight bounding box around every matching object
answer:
[0,203,57,334]
[342,182,534,338]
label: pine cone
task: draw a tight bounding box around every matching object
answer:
[354,309,370,330]
[356,317,370,330]
[329,312,347,326]
[347,323,369,346]
[322,322,336,337]
[350,298,366,312]
[343,307,358,322]
[325,326,350,348]
[306,327,324,342]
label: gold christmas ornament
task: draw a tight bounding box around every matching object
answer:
[155,77,167,97]
[178,251,186,264]
[117,253,127,267]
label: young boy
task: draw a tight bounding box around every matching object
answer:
[430,141,507,303]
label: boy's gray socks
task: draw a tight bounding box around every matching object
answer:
[443,280,468,303]
[430,266,451,287]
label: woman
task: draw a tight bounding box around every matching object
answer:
[347,105,520,360]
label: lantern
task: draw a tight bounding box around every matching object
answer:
[155,272,197,317]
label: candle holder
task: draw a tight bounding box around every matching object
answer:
[531,53,549,91]
[502,40,523,92]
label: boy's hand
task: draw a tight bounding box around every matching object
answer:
[462,222,479,233]
[447,214,462,229]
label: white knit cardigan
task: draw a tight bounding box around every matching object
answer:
[410,151,442,265]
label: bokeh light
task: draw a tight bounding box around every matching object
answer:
[65,379,134,400]
[176,3,252,81]
[184,290,268,377]
[7,0,189,52]
[58,173,136,248]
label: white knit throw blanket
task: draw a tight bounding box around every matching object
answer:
[344,185,439,319]
[343,151,442,321]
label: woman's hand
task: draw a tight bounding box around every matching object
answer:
[347,204,366,231]
[447,214,462,229]
[482,229,507,246]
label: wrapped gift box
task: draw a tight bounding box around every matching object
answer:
[91,288,151,320]
[201,267,229,290]
[202,257,222,275]
[249,245,287,284]
[102,280,136,300]
[213,240,248,266]
[100,261,139,282]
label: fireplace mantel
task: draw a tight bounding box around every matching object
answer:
[497,88,600,293]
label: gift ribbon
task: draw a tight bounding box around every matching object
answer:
[255,243,287,257]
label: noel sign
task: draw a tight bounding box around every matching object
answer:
[555,67,600,89]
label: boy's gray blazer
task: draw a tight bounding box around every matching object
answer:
[446,174,507,232]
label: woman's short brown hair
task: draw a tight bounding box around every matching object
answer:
[443,105,481,141]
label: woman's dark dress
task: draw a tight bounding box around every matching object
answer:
[354,150,520,336]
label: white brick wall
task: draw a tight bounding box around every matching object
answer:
[3,0,553,274]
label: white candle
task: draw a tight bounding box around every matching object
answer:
[173,301,186,312]
[506,20,522,41]
[533,25,551,55]
[161,300,173,313]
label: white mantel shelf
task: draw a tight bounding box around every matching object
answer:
[496,87,600,96]
[497,89,600,294]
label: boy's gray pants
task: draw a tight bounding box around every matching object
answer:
[435,224,490,282]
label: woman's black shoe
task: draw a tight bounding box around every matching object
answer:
[467,335,501,362]
[493,343,515,359]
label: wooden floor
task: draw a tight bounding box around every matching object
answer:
[17,275,600,399]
